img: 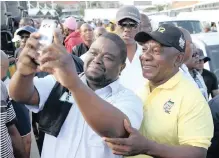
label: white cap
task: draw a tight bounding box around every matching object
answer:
[12,35,21,42]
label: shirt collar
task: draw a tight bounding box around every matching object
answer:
[80,74,120,95]
[145,71,183,90]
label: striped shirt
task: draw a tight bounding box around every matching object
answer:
[0,81,16,158]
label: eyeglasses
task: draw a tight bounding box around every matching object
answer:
[118,21,139,29]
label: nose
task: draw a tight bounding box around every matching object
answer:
[92,54,103,64]
[140,50,153,62]
[123,27,131,32]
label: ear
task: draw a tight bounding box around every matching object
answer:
[174,53,184,67]
[119,63,126,75]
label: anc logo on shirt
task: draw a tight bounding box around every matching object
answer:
[163,100,174,114]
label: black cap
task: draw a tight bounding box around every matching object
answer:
[135,24,186,52]
[197,48,211,63]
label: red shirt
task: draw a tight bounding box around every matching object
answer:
[64,31,83,53]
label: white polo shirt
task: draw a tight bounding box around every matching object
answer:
[26,75,143,158]
[119,44,147,91]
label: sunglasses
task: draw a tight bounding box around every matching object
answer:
[119,21,138,29]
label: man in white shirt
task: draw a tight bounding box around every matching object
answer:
[178,28,197,85]
[9,32,143,158]
[115,5,147,91]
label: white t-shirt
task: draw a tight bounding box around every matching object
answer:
[119,44,147,91]
[26,75,143,158]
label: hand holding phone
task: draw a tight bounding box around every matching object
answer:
[36,20,58,63]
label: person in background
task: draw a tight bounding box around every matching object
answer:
[19,17,34,28]
[103,24,213,158]
[207,95,219,158]
[14,26,37,59]
[196,48,219,98]
[140,13,152,33]
[102,19,110,28]
[1,50,27,158]
[94,27,107,40]
[186,46,208,100]
[72,23,94,57]
[34,19,41,29]
[211,22,217,32]
[178,27,199,86]
[203,23,212,33]
[63,17,83,53]
[106,20,116,33]
[115,5,146,91]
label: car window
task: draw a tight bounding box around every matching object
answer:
[159,20,203,34]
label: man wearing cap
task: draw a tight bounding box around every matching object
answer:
[63,17,83,53]
[186,47,208,100]
[196,48,219,98]
[14,26,37,59]
[116,5,146,91]
[103,24,213,158]
[7,26,37,157]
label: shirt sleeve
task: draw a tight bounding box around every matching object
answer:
[6,100,16,125]
[112,90,143,130]
[178,97,214,149]
[25,75,56,113]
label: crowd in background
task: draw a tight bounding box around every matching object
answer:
[1,4,219,158]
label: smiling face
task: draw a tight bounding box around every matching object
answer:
[84,36,126,87]
[140,40,183,83]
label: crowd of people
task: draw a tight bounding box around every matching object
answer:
[1,5,219,158]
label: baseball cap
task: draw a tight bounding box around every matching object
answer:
[135,24,186,52]
[16,26,37,36]
[197,48,211,63]
[63,17,77,30]
[116,5,141,24]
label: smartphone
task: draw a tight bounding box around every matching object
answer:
[38,19,58,46]
[36,19,58,64]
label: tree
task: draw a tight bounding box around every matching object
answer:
[55,5,64,16]
[156,4,166,11]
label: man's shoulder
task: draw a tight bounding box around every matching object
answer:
[203,69,216,78]
[115,83,143,103]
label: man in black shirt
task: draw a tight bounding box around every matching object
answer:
[207,96,219,158]
[72,23,94,57]
[196,48,219,98]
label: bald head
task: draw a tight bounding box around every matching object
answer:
[80,23,94,43]
[94,27,107,40]
[140,13,152,32]
[80,23,93,32]
[179,27,193,63]
[1,50,9,79]
[179,27,192,42]
[19,17,34,28]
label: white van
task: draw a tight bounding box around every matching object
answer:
[177,10,219,32]
[150,16,203,34]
